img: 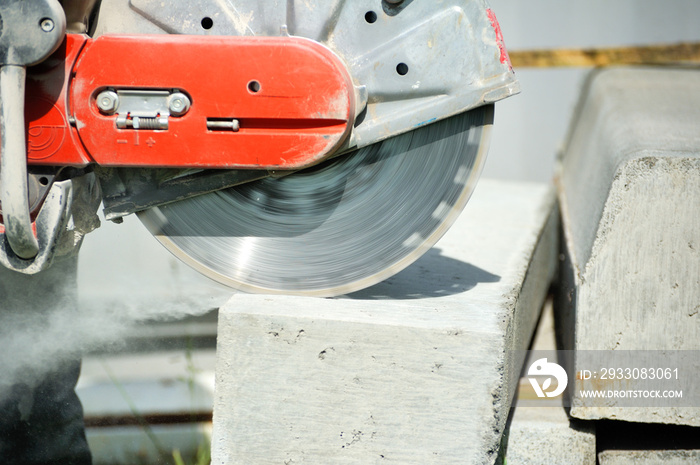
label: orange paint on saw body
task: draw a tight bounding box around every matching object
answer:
[25,34,355,169]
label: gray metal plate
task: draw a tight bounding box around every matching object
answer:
[138,105,493,296]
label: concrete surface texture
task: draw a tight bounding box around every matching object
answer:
[211,179,558,464]
[598,450,700,465]
[500,406,595,465]
[557,67,700,426]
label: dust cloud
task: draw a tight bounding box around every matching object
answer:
[0,215,233,397]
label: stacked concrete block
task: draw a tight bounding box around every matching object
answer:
[211,179,558,464]
[500,406,595,465]
[499,304,596,465]
[556,67,700,426]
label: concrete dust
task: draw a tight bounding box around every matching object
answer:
[0,215,234,398]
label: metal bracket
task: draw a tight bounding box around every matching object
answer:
[96,89,190,130]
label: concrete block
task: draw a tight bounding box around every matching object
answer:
[499,302,596,465]
[500,406,595,465]
[556,67,700,425]
[598,450,700,465]
[211,179,558,464]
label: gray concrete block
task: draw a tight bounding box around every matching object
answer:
[499,303,596,465]
[557,67,700,425]
[211,179,558,464]
[598,450,700,465]
[500,406,595,465]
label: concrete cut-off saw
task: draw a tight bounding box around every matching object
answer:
[0,0,518,296]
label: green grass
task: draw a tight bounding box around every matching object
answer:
[102,335,212,464]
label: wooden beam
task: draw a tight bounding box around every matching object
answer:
[510,42,700,68]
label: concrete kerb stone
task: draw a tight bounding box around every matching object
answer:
[211,179,558,464]
[556,67,700,426]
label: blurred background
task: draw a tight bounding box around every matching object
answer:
[486,0,700,182]
[74,1,700,462]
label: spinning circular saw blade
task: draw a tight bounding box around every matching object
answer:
[138,105,493,296]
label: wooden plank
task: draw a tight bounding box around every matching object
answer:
[510,42,700,67]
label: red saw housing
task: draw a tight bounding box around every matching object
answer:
[25,34,355,169]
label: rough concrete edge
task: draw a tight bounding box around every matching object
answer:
[599,449,700,464]
[570,406,700,427]
[495,197,599,465]
[554,154,659,349]
[563,153,700,332]
[490,188,560,464]
[555,164,585,287]
[579,154,699,280]
[211,310,235,465]
[498,412,596,465]
[554,68,693,275]
[554,67,618,275]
